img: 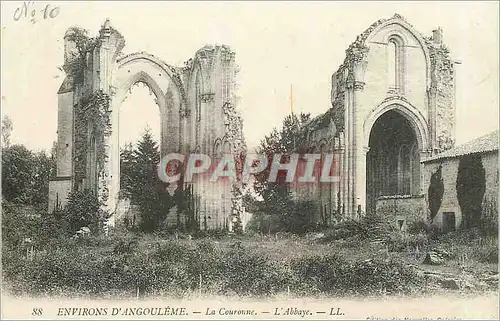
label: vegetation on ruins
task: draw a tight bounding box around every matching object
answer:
[63,26,100,84]
[456,154,486,229]
[73,90,111,191]
[428,165,444,221]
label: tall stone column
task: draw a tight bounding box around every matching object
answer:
[107,90,120,226]
[353,79,367,218]
[345,79,355,217]
[350,51,368,218]
[96,19,124,226]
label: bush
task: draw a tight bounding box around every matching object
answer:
[386,231,428,252]
[215,244,285,296]
[64,189,109,235]
[321,212,394,243]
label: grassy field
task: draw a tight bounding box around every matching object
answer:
[3,225,497,299]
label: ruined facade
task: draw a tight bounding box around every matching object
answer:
[292,14,459,226]
[48,20,246,231]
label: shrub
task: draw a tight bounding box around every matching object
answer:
[407,219,431,235]
[64,189,109,235]
[290,254,349,295]
[343,258,423,295]
[386,231,428,252]
[321,212,393,242]
[215,244,284,296]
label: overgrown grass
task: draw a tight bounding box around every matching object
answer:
[2,208,497,299]
[3,231,427,299]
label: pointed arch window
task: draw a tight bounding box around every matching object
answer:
[387,36,404,94]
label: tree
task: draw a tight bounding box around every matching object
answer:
[456,154,486,229]
[119,128,175,232]
[64,188,108,234]
[252,112,318,234]
[1,144,56,207]
[2,115,13,148]
[254,113,311,201]
[2,144,34,203]
[119,142,136,199]
[428,165,444,222]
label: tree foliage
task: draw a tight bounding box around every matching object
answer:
[254,113,311,202]
[428,164,444,222]
[64,188,109,234]
[119,129,175,232]
[2,144,56,207]
[251,113,320,234]
[456,154,486,229]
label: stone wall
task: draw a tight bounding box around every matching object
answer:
[48,179,72,213]
[376,195,426,231]
[422,151,498,231]
[426,32,456,152]
[481,152,499,228]
[49,21,246,232]
[55,91,74,178]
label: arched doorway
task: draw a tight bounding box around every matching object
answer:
[366,109,420,214]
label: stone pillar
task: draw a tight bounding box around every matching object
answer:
[97,20,119,225]
[353,79,367,218]
[345,79,355,217]
[350,53,368,218]
[340,134,347,216]
[107,92,120,226]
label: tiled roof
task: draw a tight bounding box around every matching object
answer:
[422,130,499,162]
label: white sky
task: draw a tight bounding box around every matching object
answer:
[1,1,499,153]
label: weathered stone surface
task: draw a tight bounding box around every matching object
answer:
[50,21,246,232]
[423,249,452,265]
[423,252,445,265]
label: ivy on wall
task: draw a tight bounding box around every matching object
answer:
[427,164,444,222]
[64,27,100,84]
[73,91,111,192]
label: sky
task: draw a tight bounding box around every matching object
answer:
[1,1,499,153]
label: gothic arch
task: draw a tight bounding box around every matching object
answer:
[115,52,186,104]
[114,71,162,105]
[363,98,429,152]
[213,138,222,156]
[113,54,184,154]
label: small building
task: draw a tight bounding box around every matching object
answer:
[422,130,499,232]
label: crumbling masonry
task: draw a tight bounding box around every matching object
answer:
[48,19,247,232]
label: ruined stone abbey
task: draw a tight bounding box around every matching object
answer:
[291,14,459,227]
[50,15,496,232]
[48,19,246,231]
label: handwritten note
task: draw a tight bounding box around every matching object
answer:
[13,1,59,24]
